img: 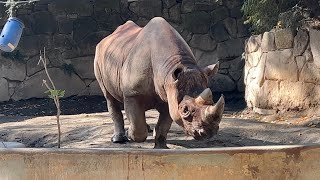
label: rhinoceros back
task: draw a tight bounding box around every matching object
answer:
[95,18,197,104]
[94,21,142,101]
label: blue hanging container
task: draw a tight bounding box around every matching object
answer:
[0,17,25,52]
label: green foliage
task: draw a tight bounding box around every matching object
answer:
[242,0,299,34]
[1,50,24,62]
[61,63,75,76]
[45,89,65,99]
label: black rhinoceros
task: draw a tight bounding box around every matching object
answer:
[94,17,225,148]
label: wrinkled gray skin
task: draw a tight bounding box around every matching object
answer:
[94,17,225,149]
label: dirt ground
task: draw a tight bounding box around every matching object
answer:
[0,96,320,149]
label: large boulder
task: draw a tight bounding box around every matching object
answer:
[31,11,58,34]
[181,0,194,13]
[58,19,73,34]
[163,0,176,8]
[48,0,94,16]
[168,4,181,23]
[309,29,320,68]
[211,7,228,23]
[18,35,53,57]
[27,55,49,77]
[73,17,98,43]
[197,51,219,67]
[261,32,276,52]
[237,19,249,38]
[278,81,314,109]
[129,0,162,18]
[0,78,9,102]
[246,35,262,53]
[247,49,262,67]
[195,0,219,11]
[88,80,103,96]
[0,57,26,81]
[300,62,320,84]
[295,55,306,73]
[223,18,237,38]
[256,80,279,108]
[12,68,86,100]
[182,11,211,34]
[264,49,298,82]
[69,56,95,79]
[293,30,309,56]
[209,73,236,92]
[210,22,229,42]
[253,53,266,87]
[78,31,110,56]
[189,34,217,51]
[237,73,245,92]
[274,28,294,49]
[217,39,244,59]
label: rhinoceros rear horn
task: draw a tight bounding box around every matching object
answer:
[195,88,213,105]
[204,95,225,122]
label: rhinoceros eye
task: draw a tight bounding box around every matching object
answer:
[173,67,183,80]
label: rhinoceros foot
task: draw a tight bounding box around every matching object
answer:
[154,144,169,149]
[111,133,129,144]
[154,135,169,149]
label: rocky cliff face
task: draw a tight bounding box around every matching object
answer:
[245,27,320,113]
[0,0,249,102]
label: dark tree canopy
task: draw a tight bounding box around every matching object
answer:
[242,0,320,34]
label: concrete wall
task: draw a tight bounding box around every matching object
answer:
[245,28,320,114]
[0,0,249,102]
[0,145,320,179]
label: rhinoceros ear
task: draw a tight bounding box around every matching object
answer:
[203,62,219,77]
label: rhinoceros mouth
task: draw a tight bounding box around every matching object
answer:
[189,127,218,141]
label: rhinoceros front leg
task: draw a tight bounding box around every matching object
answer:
[107,98,128,143]
[154,106,173,149]
[124,97,148,143]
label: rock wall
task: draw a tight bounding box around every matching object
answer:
[245,28,320,113]
[0,0,249,102]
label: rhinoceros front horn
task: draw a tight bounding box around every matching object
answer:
[195,88,213,105]
[204,95,225,122]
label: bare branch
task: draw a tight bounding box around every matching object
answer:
[41,48,57,90]
[39,47,64,148]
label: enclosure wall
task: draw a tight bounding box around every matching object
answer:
[0,146,320,179]
[0,0,249,102]
[245,28,320,113]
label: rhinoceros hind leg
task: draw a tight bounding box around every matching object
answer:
[154,105,173,149]
[106,97,127,144]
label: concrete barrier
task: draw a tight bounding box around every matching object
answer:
[0,145,320,180]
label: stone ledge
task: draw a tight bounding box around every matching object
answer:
[0,142,25,148]
[0,145,320,179]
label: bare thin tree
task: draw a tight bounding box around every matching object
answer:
[38,47,65,148]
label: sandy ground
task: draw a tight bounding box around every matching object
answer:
[1,110,320,149]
